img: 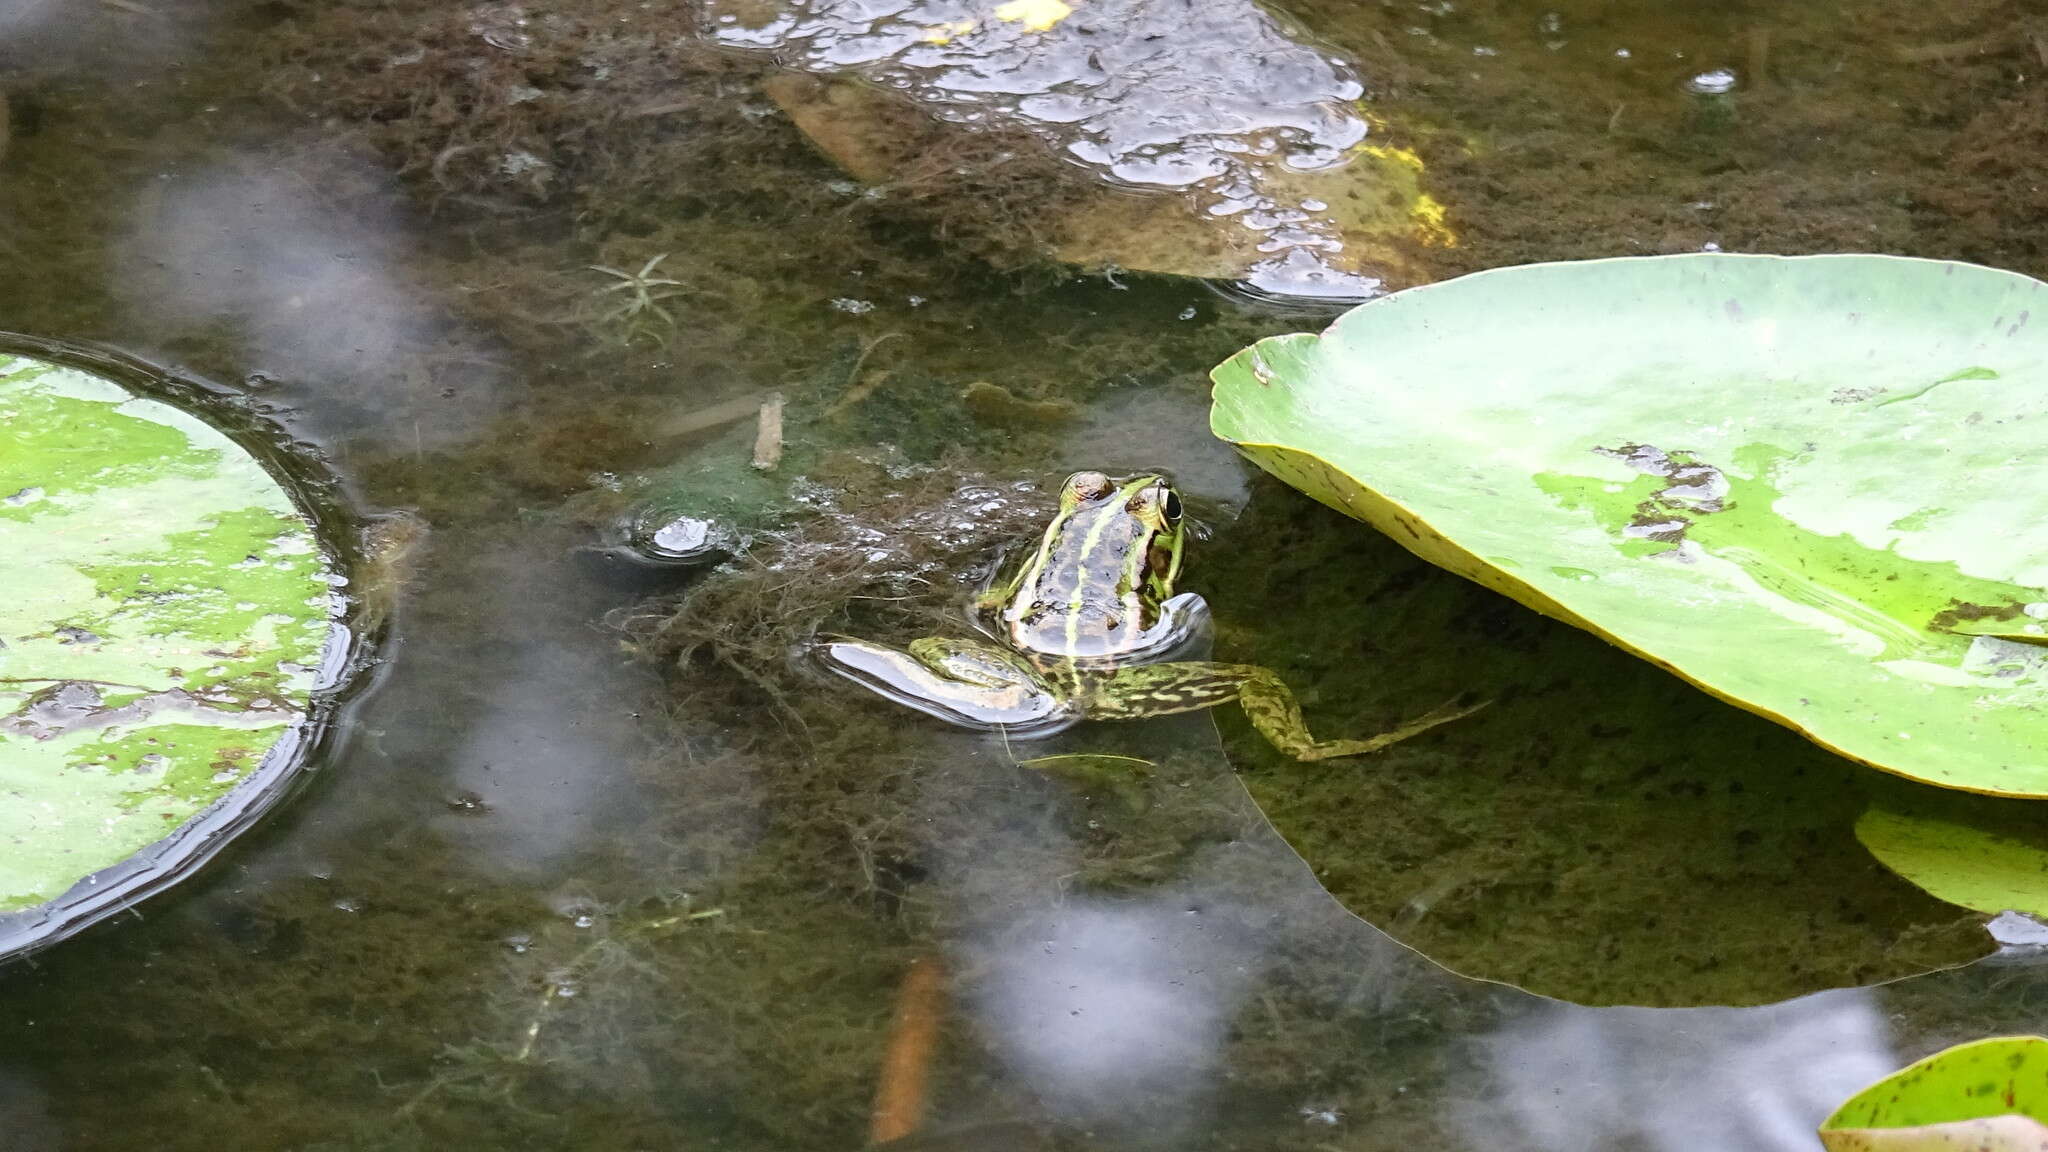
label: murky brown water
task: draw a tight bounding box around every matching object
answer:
[3,0,2047,1148]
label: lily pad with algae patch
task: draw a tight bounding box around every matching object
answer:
[1210,254,2048,795]
[0,346,343,959]
[1820,1037,2048,1151]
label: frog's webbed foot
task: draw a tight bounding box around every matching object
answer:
[816,637,1075,735]
[1235,668,1487,762]
[1082,661,1485,762]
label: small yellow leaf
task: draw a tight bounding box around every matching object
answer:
[993,0,1072,32]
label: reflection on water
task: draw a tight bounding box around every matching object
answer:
[0,1065,59,1152]
[971,892,1262,1142]
[119,147,503,448]
[0,0,55,36]
[1461,995,1895,1152]
[911,720,1917,1151]
[1,0,2047,1147]
[711,0,1363,186]
[406,532,666,870]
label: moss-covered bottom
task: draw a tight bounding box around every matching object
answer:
[1,0,2047,1146]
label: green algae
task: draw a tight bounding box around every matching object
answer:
[1534,444,2047,664]
[3,0,2048,1146]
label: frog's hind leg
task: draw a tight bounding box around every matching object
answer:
[1237,667,1486,761]
[1080,662,1253,719]
[817,637,1073,733]
[1087,662,1485,762]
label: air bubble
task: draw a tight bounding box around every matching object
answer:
[1685,68,1738,95]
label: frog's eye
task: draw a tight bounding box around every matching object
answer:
[1065,471,1114,501]
[1162,490,1183,524]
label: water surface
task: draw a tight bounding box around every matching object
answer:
[2,0,2047,1147]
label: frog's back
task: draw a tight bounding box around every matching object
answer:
[1002,506,1146,664]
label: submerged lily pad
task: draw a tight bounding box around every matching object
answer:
[0,347,342,958]
[762,73,1448,296]
[727,0,1459,296]
[1821,1037,2048,1151]
[1210,254,2048,796]
[1855,802,2048,918]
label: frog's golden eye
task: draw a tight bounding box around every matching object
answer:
[1065,471,1114,501]
[1126,483,1178,527]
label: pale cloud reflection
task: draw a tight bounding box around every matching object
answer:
[0,0,56,35]
[1459,992,1895,1152]
[119,147,499,445]
[0,1064,61,1152]
[968,889,1263,1141]
[418,541,658,871]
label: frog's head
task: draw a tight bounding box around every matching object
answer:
[1045,470,1189,610]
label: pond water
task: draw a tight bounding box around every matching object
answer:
[2,0,2047,1148]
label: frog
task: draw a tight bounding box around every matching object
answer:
[818,470,1483,760]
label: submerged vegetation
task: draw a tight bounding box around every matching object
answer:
[0,0,2046,1146]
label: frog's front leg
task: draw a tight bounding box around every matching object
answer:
[818,636,1076,734]
[1081,662,1485,762]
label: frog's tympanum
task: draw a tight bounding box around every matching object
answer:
[820,471,1482,760]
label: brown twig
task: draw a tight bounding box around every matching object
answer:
[870,955,947,1145]
[823,332,907,418]
[653,393,765,441]
[751,391,785,471]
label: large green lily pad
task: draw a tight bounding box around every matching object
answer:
[1821,1037,2048,1151]
[0,348,340,957]
[1210,254,2048,796]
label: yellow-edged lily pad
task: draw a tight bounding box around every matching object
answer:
[1822,1037,2048,1151]
[1210,254,2048,796]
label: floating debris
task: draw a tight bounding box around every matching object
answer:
[752,391,786,471]
[654,392,769,441]
[1684,67,1739,95]
[614,510,740,567]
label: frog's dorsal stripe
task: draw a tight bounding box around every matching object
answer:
[1001,471,1177,667]
[1064,478,1152,660]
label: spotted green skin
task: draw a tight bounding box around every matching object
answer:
[821,472,1477,760]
